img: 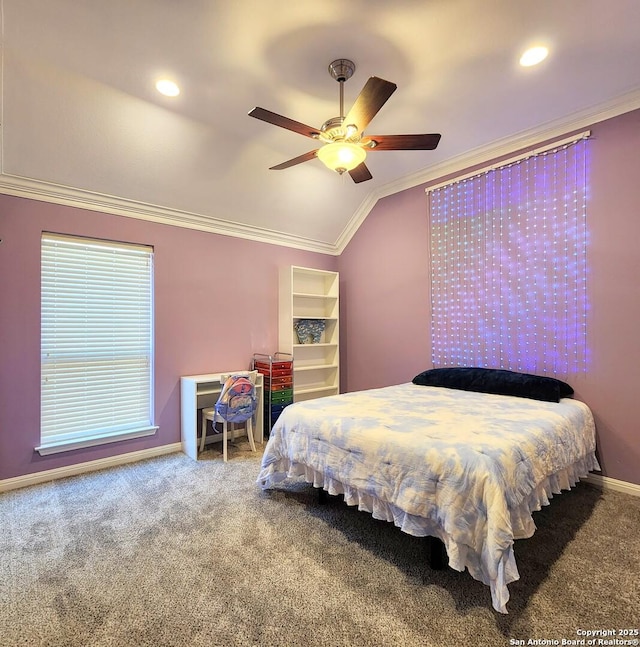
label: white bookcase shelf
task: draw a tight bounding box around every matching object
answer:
[279,266,339,403]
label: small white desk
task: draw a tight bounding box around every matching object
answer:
[180,372,264,460]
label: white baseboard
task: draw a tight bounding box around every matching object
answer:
[583,474,640,497]
[0,443,183,493]
[2,449,637,498]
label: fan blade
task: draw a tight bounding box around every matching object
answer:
[342,77,397,133]
[362,133,441,150]
[269,150,318,170]
[248,107,320,139]
[348,162,373,184]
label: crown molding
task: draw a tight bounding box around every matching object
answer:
[334,88,640,254]
[332,190,382,253]
[2,90,639,258]
[383,88,640,198]
[0,172,339,255]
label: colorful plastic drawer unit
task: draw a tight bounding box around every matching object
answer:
[252,353,294,436]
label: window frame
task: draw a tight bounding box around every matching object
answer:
[37,233,157,456]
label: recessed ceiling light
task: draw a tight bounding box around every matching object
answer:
[156,79,180,97]
[519,46,549,67]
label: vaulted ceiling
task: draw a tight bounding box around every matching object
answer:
[2,0,639,253]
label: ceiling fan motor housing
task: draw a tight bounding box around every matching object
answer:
[319,116,360,144]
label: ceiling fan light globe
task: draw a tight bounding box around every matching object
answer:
[317,142,366,173]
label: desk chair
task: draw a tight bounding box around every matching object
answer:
[200,370,258,461]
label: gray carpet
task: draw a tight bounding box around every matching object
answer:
[1,444,638,647]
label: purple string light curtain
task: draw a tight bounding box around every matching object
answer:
[428,137,588,375]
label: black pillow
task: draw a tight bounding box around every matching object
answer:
[411,367,574,403]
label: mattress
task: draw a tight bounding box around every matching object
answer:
[257,382,600,613]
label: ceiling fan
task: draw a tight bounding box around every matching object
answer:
[248,59,441,184]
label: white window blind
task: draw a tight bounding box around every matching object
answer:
[39,233,156,455]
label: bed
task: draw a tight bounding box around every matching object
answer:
[256,368,599,613]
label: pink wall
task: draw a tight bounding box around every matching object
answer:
[0,196,336,480]
[337,186,432,392]
[2,109,638,487]
[338,108,640,486]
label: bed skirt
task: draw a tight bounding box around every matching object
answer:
[257,451,601,614]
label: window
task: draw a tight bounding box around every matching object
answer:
[38,234,156,455]
[428,135,589,375]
